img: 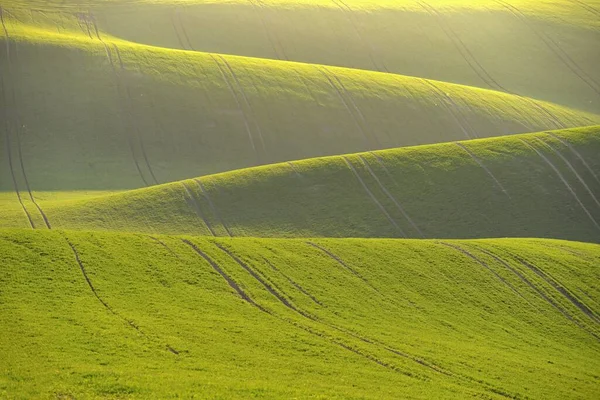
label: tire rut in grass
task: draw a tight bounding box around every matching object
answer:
[534,137,600,208]
[209,54,260,164]
[418,1,507,92]
[358,154,423,237]
[455,142,510,199]
[181,182,216,236]
[547,132,600,185]
[194,178,233,237]
[519,138,600,231]
[65,237,179,355]
[495,0,600,97]
[342,156,405,236]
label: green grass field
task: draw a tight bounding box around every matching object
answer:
[1,0,599,398]
[1,229,599,399]
[2,126,597,243]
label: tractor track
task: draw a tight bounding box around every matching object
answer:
[209,54,260,164]
[535,137,600,208]
[418,1,507,92]
[99,40,150,187]
[216,243,456,378]
[66,237,179,355]
[262,256,323,306]
[248,0,287,61]
[149,236,182,259]
[511,251,600,325]
[331,0,383,72]
[317,67,372,148]
[1,9,49,229]
[194,179,233,237]
[438,242,525,300]
[358,155,423,237]
[170,10,186,50]
[112,43,159,186]
[455,142,510,198]
[218,55,267,160]
[421,79,474,139]
[182,182,216,236]
[495,0,600,96]
[342,156,405,236]
[572,0,600,17]
[546,133,600,185]
[175,6,194,51]
[287,161,302,178]
[367,152,425,237]
[306,241,382,294]
[520,139,600,231]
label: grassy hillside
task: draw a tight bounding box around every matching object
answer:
[1,229,599,399]
[4,126,597,243]
[2,15,597,193]
[3,0,599,113]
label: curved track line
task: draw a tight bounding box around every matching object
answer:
[306,241,381,293]
[547,132,600,185]
[332,74,380,148]
[185,240,418,375]
[455,142,510,198]
[194,179,233,237]
[438,242,524,299]
[183,239,254,303]
[65,237,179,355]
[331,0,383,72]
[104,43,149,187]
[209,54,259,163]
[170,10,186,50]
[511,251,600,325]
[248,0,286,60]
[149,236,182,260]
[287,161,302,178]
[218,55,267,160]
[367,152,425,237]
[418,1,506,92]
[572,0,600,17]
[535,137,600,208]
[112,44,159,186]
[496,0,600,96]
[474,246,595,330]
[182,182,216,236]
[175,6,194,51]
[520,139,600,230]
[342,156,405,236]
[421,79,474,139]
[358,155,423,237]
[317,67,372,148]
[262,256,322,306]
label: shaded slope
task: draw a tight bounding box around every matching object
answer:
[1,229,599,399]
[8,126,599,243]
[1,14,599,193]
[4,0,600,112]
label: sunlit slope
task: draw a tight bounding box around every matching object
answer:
[5,0,600,112]
[1,22,598,195]
[8,126,598,242]
[1,229,598,398]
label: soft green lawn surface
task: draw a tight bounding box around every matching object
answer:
[4,126,597,242]
[3,0,599,113]
[3,16,596,191]
[0,229,599,399]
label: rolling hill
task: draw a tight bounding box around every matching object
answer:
[1,229,599,399]
[2,14,597,193]
[3,126,597,243]
[3,0,599,112]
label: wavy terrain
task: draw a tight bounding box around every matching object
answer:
[3,126,597,243]
[1,1,599,399]
[1,229,599,399]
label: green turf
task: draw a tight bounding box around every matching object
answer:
[4,126,596,243]
[3,0,599,113]
[1,228,598,399]
[2,1,600,193]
